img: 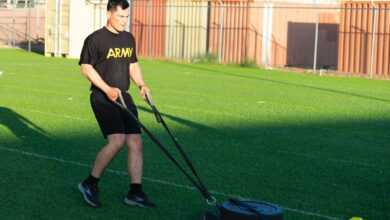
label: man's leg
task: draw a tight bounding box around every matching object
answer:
[91,134,126,177]
[126,134,143,184]
[79,134,126,207]
[124,134,155,208]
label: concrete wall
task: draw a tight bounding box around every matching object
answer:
[46,0,107,58]
[68,0,106,58]
[45,0,70,56]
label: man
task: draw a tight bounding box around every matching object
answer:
[78,0,155,208]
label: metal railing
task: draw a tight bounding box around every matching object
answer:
[129,0,390,78]
[1,0,389,78]
[0,0,45,53]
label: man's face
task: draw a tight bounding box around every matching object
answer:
[107,6,129,32]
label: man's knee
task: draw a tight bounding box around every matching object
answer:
[107,134,126,148]
[126,134,143,152]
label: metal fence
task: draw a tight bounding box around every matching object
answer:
[130,1,337,68]
[339,1,390,79]
[0,0,45,53]
[1,0,389,79]
[130,0,390,78]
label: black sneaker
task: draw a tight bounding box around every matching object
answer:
[78,182,101,208]
[124,191,156,208]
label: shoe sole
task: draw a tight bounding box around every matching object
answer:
[78,183,100,208]
[123,197,155,208]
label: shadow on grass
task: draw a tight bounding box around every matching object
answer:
[0,106,50,141]
[0,107,388,220]
[137,106,213,131]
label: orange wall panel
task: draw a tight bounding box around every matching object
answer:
[131,0,166,57]
[339,1,390,77]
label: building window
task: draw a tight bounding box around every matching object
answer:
[16,0,35,8]
[0,0,8,7]
[0,0,39,8]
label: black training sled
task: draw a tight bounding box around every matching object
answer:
[115,92,284,220]
[203,199,283,220]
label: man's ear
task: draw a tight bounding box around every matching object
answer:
[107,10,112,20]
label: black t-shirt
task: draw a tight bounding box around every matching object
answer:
[79,27,138,92]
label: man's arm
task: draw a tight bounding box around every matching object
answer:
[129,62,150,100]
[80,64,121,102]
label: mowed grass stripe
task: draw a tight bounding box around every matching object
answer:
[0,49,388,220]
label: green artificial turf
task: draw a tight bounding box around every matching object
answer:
[0,49,389,220]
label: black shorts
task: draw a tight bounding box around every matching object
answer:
[90,90,141,138]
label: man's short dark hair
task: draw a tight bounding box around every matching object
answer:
[107,0,129,11]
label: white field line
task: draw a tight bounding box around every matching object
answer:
[0,145,344,220]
